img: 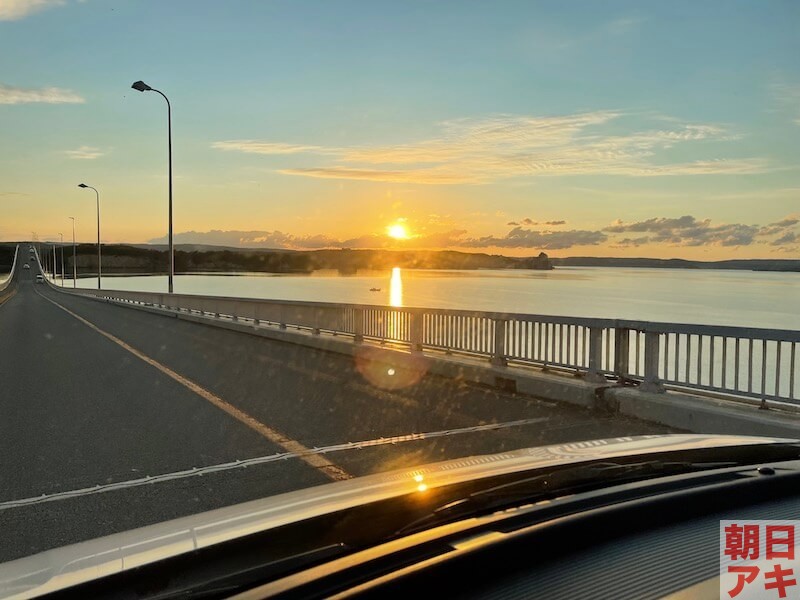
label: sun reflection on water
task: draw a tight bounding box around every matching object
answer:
[390,267,403,307]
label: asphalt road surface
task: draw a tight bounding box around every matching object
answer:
[0,249,673,562]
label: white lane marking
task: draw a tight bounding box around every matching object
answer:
[0,417,548,510]
[35,289,352,481]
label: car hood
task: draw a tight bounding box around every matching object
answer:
[0,433,794,598]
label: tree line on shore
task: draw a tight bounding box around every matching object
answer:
[0,244,553,275]
[4,242,798,275]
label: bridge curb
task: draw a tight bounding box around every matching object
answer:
[608,387,800,439]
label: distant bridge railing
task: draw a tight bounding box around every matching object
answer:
[0,245,19,293]
[49,283,800,406]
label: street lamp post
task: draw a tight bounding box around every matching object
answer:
[78,183,101,289]
[131,80,174,294]
[59,233,65,287]
[69,216,77,288]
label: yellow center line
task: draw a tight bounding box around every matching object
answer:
[36,289,353,482]
[0,287,17,308]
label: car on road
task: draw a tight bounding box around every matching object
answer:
[29,256,35,261]
[35,274,44,284]
[22,264,30,270]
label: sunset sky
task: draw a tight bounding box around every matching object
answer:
[1,0,799,259]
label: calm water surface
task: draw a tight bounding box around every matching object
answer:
[71,267,800,330]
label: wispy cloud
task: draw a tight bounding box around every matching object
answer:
[62,145,104,160]
[279,167,477,184]
[771,82,800,126]
[211,141,328,155]
[461,228,607,250]
[157,230,342,249]
[605,214,800,248]
[604,16,644,36]
[520,15,644,54]
[772,231,798,246]
[215,111,767,185]
[507,218,566,227]
[758,214,800,237]
[0,83,84,105]
[0,0,66,21]
[605,216,759,247]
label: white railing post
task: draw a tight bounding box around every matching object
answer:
[614,327,630,380]
[410,311,423,353]
[585,327,606,383]
[353,307,364,343]
[641,330,665,392]
[491,318,507,366]
[312,308,321,335]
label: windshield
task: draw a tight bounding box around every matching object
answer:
[0,0,799,572]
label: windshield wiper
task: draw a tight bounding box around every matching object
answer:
[125,544,351,600]
[396,459,738,537]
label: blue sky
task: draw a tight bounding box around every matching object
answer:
[1,0,799,258]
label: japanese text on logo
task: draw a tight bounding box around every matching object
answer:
[720,520,799,599]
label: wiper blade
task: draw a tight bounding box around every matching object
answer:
[396,459,737,537]
[459,459,736,507]
[148,543,350,600]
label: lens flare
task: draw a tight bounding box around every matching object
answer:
[354,346,429,390]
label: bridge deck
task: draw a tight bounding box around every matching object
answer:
[0,257,672,562]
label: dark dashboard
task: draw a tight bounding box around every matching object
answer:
[236,458,800,600]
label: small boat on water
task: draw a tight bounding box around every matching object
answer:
[369,287,381,292]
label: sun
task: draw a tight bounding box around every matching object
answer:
[386,223,409,240]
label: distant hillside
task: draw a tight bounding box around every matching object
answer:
[308,249,553,272]
[552,257,800,272]
[8,241,799,275]
[39,245,553,275]
[54,244,314,275]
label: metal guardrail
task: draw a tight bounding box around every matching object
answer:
[0,245,19,292]
[47,282,800,406]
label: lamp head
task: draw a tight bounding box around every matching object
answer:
[131,80,152,92]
